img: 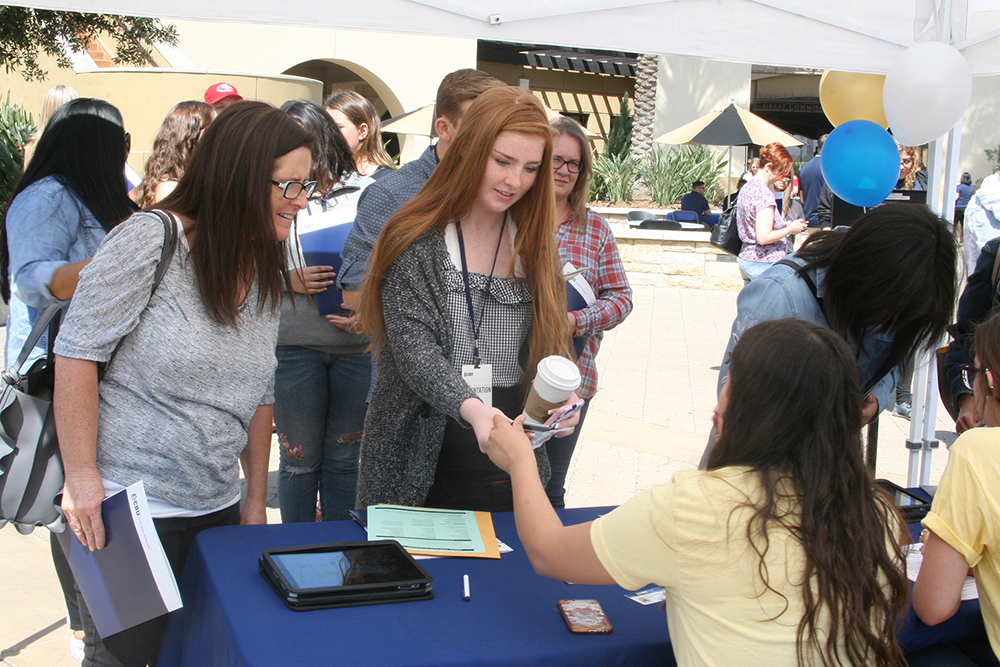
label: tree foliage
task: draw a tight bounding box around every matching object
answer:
[604,91,633,160]
[0,7,178,81]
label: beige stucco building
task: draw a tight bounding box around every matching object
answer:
[1,19,997,183]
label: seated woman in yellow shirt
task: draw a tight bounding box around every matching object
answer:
[914,311,1000,663]
[487,317,910,667]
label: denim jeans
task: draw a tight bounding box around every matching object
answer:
[274,347,371,522]
[544,398,591,509]
[738,257,772,285]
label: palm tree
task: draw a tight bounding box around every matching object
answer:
[631,54,658,159]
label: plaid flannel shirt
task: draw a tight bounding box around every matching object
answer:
[556,210,633,398]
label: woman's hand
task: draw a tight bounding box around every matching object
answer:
[552,393,582,438]
[459,397,509,453]
[290,265,335,295]
[487,414,534,473]
[787,218,808,235]
[62,468,106,551]
[326,312,361,332]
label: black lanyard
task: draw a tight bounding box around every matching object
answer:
[456,213,506,366]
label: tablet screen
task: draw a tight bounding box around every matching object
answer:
[271,544,426,592]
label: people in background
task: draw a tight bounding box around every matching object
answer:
[547,116,632,508]
[274,100,373,523]
[797,133,827,227]
[735,142,807,284]
[355,86,580,512]
[132,101,214,210]
[203,82,242,114]
[914,310,1000,665]
[2,97,135,666]
[897,144,928,191]
[335,69,504,311]
[323,90,396,180]
[955,171,975,236]
[679,180,710,223]
[963,168,1000,278]
[22,84,78,167]
[55,102,312,665]
[486,317,910,667]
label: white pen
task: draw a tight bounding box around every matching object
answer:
[463,574,471,601]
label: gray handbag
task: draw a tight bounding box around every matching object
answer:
[0,210,178,534]
[0,302,65,533]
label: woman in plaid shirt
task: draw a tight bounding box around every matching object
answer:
[548,117,634,508]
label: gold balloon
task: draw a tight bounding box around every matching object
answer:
[819,70,889,129]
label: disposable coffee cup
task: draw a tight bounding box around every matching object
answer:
[523,355,581,428]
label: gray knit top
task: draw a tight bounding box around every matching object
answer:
[55,212,279,510]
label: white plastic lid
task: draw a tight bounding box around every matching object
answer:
[536,355,581,392]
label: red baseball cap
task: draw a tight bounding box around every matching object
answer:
[204,82,243,105]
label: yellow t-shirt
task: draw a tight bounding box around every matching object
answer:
[922,427,1000,655]
[591,467,836,667]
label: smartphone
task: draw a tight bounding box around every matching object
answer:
[521,400,585,432]
[558,599,613,634]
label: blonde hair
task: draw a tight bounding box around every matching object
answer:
[24,85,79,165]
[360,86,571,381]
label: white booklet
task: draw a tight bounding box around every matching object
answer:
[57,480,182,637]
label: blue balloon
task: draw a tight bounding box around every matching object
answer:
[821,120,900,207]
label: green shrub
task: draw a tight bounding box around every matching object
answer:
[0,93,35,215]
[591,153,639,204]
[986,143,1000,174]
[637,145,728,206]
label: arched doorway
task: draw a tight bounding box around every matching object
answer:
[282,59,405,161]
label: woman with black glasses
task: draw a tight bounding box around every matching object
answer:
[914,311,1000,664]
[546,116,632,508]
[274,100,374,523]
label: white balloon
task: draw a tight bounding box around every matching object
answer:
[883,42,973,146]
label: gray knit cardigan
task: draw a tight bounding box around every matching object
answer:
[356,228,550,508]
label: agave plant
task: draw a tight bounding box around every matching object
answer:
[591,153,640,204]
[637,145,728,207]
[0,93,35,215]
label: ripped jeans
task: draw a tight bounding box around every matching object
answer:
[274,346,371,523]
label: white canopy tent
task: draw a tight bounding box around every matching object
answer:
[14,0,999,484]
[8,0,1000,75]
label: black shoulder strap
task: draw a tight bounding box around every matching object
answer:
[101,211,178,375]
[774,258,819,300]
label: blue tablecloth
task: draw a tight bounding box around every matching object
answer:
[157,506,986,666]
[158,508,673,667]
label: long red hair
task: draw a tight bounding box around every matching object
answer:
[359,86,571,380]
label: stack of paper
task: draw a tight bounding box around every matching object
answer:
[366,505,501,559]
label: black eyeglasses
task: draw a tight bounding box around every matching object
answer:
[272,179,318,199]
[960,364,981,392]
[553,157,583,174]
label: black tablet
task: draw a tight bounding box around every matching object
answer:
[260,540,433,611]
[875,479,932,522]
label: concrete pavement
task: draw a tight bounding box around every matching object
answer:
[0,283,957,666]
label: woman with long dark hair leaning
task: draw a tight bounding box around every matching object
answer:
[54,102,313,666]
[486,318,910,666]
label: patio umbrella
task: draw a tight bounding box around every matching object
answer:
[383,101,602,138]
[653,101,803,199]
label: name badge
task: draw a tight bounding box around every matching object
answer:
[462,363,493,408]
